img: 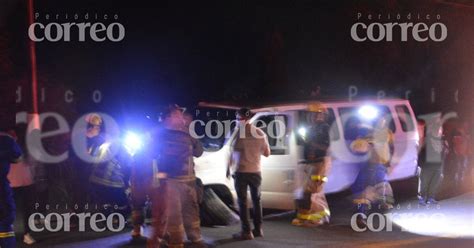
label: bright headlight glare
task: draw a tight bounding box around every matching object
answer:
[124,132,143,156]
[358,105,379,120]
[298,127,307,137]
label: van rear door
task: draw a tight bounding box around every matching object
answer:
[388,103,419,180]
[251,112,297,210]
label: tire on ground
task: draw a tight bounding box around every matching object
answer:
[205,184,236,211]
[200,187,240,226]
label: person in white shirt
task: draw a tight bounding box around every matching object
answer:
[228,108,270,240]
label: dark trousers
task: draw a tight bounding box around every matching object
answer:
[0,183,16,248]
[90,183,129,215]
[420,167,443,199]
[131,183,149,227]
[0,237,15,248]
[13,185,35,235]
[234,172,262,233]
[68,162,93,213]
[131,164,152,227]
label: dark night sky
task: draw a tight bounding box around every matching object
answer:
[1,0,473,120]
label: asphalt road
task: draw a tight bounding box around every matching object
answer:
[16,192,474,248]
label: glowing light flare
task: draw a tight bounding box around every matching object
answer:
[298,127,307,137]
[358,105,379,120]
[388,196,474,239]
[123,132,143,156]
[389,211,474,238]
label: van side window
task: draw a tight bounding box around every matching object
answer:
[254,115,289,155]
[327,108,340,140]
[194,107,237,152]
[395,105,415,132]
[339,105,396,141]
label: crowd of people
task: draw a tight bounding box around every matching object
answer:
[0,102,471,248]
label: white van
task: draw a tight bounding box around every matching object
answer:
[194,99,419,211]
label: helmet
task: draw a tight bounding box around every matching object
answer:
[307,102,327,113]
[86,113,103,126]
[158,104,186,122]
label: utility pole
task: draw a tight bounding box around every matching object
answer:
[27,0,40,129]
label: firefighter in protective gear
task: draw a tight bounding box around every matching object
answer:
[148,105,205,248]
[88,114,132,215]
[292,102,332,227]
[68,113,106,214]
[0,127,23,248]
[351,116,395,227]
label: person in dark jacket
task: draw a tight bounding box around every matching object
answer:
[148,104,205,248]
[0,126,23,248]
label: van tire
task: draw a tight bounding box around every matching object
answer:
[200,187,240,226]
[205,184,236,212]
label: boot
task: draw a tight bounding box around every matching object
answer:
[252,228,264,238]
[232,231,254,240]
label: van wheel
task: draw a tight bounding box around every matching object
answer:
[200,187,240,226]
[205,184,236,212]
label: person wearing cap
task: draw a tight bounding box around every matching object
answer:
[292,102,332,227]
[229,108,270,240]
[0,124,23,248]
[148,104,205,248]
